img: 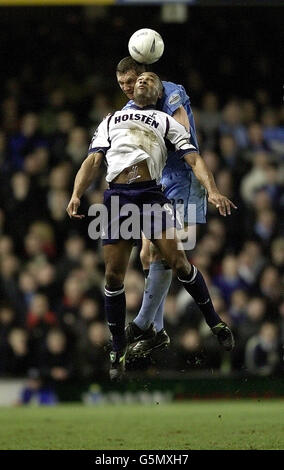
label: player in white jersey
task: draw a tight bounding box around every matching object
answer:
[116,58,235,357]
[67,72,236,380]
[87,109,197,184]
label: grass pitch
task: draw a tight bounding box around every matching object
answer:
[0,399,283,450]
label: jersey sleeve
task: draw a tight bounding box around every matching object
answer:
[160,82,186,116]
[88,115,112,156]
[166,116,198,158]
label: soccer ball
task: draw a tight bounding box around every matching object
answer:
[128,28,164,65]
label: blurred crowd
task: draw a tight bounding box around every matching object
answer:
[0,7,283,395]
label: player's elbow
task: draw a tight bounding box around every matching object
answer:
[184,152,198,168]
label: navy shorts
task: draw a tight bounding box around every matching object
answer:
[101,180,176,245]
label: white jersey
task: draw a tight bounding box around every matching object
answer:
[88,105,197,182]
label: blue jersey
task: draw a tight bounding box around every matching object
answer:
[160,81,199,174]
[123,81,207,224]
[124,81,199,173]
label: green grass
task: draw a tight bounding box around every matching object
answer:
[0,400,283,450]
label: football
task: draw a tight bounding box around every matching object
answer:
[128,28,164,64]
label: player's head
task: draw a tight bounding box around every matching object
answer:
[133,72,163,107]
[116,56,148,100]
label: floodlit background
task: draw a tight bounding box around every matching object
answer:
[0,3,283,407]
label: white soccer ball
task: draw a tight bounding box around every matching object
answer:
[128,28,164,65]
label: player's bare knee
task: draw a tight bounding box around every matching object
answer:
[140,249,150,270]
[105,267,124,289]
[149,243,163,263]
[172,253,191,278]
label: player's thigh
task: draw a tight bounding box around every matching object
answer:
[149,242,163,263]
[152,228,189,271]
[140,234,151,267]
[177,222,198,253]
[141,234,163,266]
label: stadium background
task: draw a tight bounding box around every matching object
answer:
[0,2,283,406]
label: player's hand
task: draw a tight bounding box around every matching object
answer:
[208,191,237,217]
[66,196,85,219]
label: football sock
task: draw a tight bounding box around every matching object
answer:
[153,296,167,333]
[134,260,172,331]
[178,265,222,328]
[104,285,126,352]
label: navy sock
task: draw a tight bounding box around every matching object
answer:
[104,285,126,352]
[178,265,222,328]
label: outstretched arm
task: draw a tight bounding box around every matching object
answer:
[172,105,189,131]
[184,152,237,216]
[66,152,103,219]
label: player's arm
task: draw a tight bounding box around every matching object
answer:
[66,152,103,219]
[167,117,237,216]
[184,152,237,216]
[172,105,189,131]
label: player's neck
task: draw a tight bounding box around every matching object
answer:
[133,99,157,109]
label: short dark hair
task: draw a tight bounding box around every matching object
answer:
[116,56,148,75]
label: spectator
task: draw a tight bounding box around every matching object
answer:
[76,321,109,381]
[237,297,267,347]
[75,297,103,348]
[50,110,76,162]
[66,126,89,167]
[18,270,38,316]
[40,88,67,135]
[246,122,269,154]
[38,328,73,385]
[0,254,20,312]
[2,328,31,376]
[57,274,87,341]
[88,92,114,129]
[229,289,249,326]
[237,240,266,285]
[245,322,281,375]
[56,234,86,283]
[219,100,247,148]
[0,305,18,374]
[213,254,246,304]
[26,293,57,361]
[3,172,46,248]
[258,265,282,307]
[240,151,272,204]
[174,328,208,372]
[8,112,47,172]
[253,209,277,244]
[271,237,284,271]
[198,92,221,146]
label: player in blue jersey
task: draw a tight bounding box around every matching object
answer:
[116,57,235,356]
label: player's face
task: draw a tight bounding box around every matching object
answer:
[116,70,139,100]
[134,72,162,105]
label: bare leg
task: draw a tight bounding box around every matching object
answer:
[152,228,191,278]
[103,240,133,289]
